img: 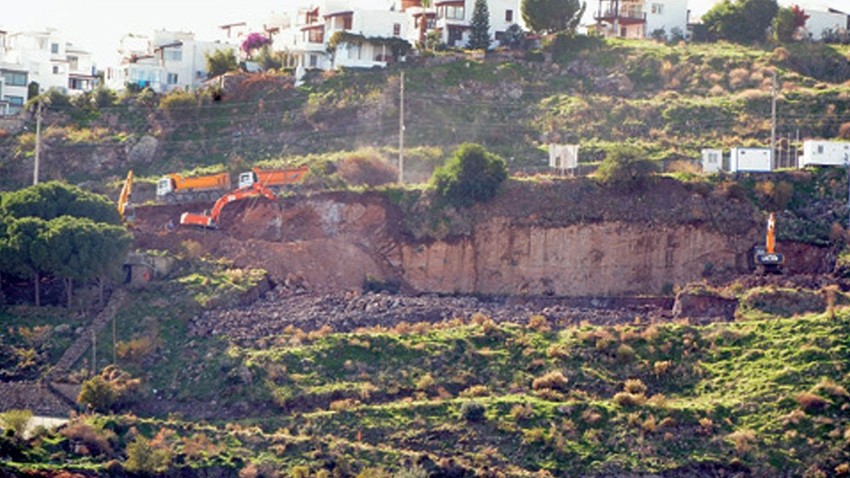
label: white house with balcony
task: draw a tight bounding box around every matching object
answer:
[0,29,97,98]
[106,30,236,93]
[274,1,410,74]
[430,0,522,48]
[592,0,689,39]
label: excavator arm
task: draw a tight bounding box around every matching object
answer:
[118,170,134,224]
[179,183,276,229]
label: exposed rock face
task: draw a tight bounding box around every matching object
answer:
[401,220,750,296]
[135,189,757,297]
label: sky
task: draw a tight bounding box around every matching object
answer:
[1,0,720,67]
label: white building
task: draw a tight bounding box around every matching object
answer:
[799,6,849,40]
[800,140,850,167]
[274,1,410,73]
[729,147,772,173]
[701,148,723,173]
[0,29,96,99]
[429,0,522,48]
[106,30,237,93]
[592,0,689,40]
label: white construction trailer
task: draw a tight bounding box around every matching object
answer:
[729,148,772,173]
[701,149,723,173]
[800,140,850,167]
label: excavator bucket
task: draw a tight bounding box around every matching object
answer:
[180,212,216,228]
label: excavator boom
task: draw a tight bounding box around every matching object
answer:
[118,170,134,224]
[179,182,276,229]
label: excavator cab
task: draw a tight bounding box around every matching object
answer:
[754,213,785,274]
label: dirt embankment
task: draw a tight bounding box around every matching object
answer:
[131,178,835,297]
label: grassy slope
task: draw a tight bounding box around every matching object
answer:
[4,302,848,476]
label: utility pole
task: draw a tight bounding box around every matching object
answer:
[771,71,778,169]
[33,100,42,185]
[91,329,97,375]
[398,71,405,184]
[795,129,800,168]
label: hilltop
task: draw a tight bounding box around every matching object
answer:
[1,37,849,190]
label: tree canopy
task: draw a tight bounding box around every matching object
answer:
[521,0,586,34]
[206,48,238,78]
[0,181,120,225]
[0,182,131,307]
[431,143,508,207]
[702,0,779,43]
[468,0,492,50]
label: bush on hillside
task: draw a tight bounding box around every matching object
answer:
[740,287,825,317]
[595,144,658,190]
[0,409,32,438]
[159,91,198,122]
[338,153,398,187]
[431,143,508,207]
[459,400,486,422]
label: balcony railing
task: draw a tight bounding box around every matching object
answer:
[594,9,646,21]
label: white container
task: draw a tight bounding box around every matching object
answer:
[701,149,723,173]
[729,147,771,173]
[800,140,850,167]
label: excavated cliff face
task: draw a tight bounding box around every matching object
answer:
[401,220,751,296]
[134,179,766,297]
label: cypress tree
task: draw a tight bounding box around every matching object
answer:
[468,0,491,50]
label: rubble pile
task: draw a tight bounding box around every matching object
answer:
[190,289,671,342]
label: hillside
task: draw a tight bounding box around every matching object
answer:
[1,38,849,190]
[2,37,850,478]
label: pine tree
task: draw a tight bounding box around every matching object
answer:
[468,0,491,50]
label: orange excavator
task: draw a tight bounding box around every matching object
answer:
[753,212,785,274]
[179,182,276,229]
[118,170,135,225]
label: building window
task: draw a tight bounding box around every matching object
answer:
[817,145,824,154]
[651,3,663,14]
[2,71,27,86]
[308,29,324,43]
[343,16,353,30]
[53,65,60,74]
[393,23,401,36]
[506,9,513,22]
[164,49,182,62]
[438,4,465,20]
[68,55,79,71]
[4,96,23,106]
[309,54,318,67]
[167,73,178,84]
[51,42,59,54]
[620,26,627,37]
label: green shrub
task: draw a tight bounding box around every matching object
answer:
[159,90,198,122]
[740,287,826,317]
[124,435,171,474]
[459,400,486,422]
[431,143,508,207]
[595,144,658,190]
[0,409,32,437]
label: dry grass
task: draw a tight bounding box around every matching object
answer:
[797,391,830,412]
[728,429,756,454]
[624,379,647,395]
[613,392,646,407]
[532,371,570,392]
